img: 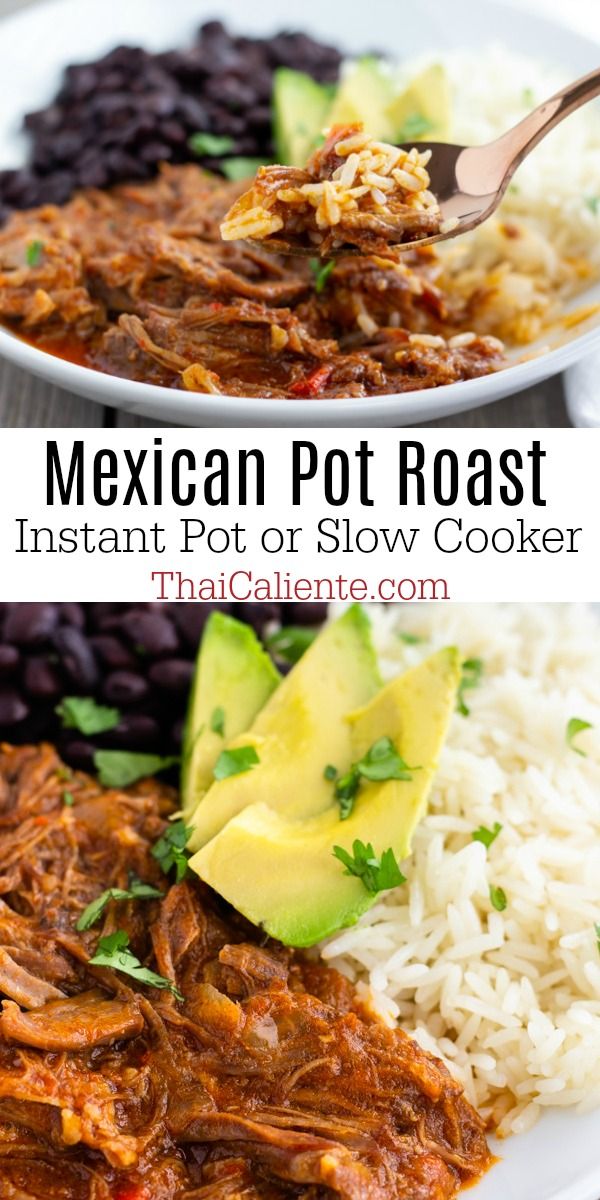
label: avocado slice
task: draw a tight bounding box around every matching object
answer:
[189,647,461,947]
[274,69,336,167]
[186,605,380,852]
[387,63,452,143]
[325,57,397,143]
[181,612,280,821]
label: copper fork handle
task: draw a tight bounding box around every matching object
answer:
[457,67,600,196]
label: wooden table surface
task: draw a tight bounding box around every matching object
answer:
[0,0,572,428]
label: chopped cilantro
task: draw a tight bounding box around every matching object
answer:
[333,840,406,895]
[25,239,44,267]
[62,791,75,807]
[472,821,502,849]
[151,820,192,883]
[397,112,435,142]
[332,736,417,819]
[76,875,162,932]
[188,132,235,157]
[489,884,507,912]
[221,157,269,182]
[210,706,226,737]
[585,196,600,216]
[357,737,415,783]
[323,764,338,782]
[267,625,317,664]
[334,766,361,820]
[310,258,336,294]
[457,658,484,717]
[94,751,179,789]
[397,632,423,645]
[566,716,593,757]
[88,929,183,1001]
[213,745,260,780]
[56,696,120,736]
[595,922,600,956]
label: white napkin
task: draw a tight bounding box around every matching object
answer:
[564,354,600,427]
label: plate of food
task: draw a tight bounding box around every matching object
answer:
[1,0,600,425]
[0,599,598,1198]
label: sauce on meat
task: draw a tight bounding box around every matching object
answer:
[0,165,505,399]
[0,742,492,1199]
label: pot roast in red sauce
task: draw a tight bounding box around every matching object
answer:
[0,742,491,1199]
[220,125,444,259]
[0,166,504,400]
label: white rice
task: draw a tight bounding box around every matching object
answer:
[321,604,600,1136]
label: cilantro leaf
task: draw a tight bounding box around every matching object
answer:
[25,239,44,267]
[56,696,121,736]
[472,821,502,850]
[310,258,336,294]
[62,791,75,807]
[457,658,484,717]
[267,625,317,664]
[213,745,260,781]
[210,706,226,737]
[566,717,593,757]
[595,922,600,957]
[221,157,269,182]
[333,839,406,894]
[357,737,416,783]
[188,132,235,157]
[585,196,600,216]
[88,929,183,1001]
[489,884,507,912]
[94,751,179,788]
[323,764,338,782]
[397,632,423,645]
[397,112,435,142]
[76,875,162,932]
[331,736,417,819]
[151,820,192,883]
[334,767,361,820]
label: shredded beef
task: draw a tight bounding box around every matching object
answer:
[0,166,505,399]
[0,743,491,1197]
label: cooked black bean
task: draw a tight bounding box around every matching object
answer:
[287,602,329,626]
[58,738,96,771]
[89,634,137,670]
[59,603,86,629]
[172,604,221,648]
[103,670,149,706]
[109,713,160,747]
[0,688,29,726]
[148,659,194,692]
[23,657,62,700]
[0,602,328,769]
[3,604,59,646]
[0,22,345,219]
[0,645,19,677]
[53,627,98,690]
[119,611,179,657]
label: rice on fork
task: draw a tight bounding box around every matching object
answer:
[220,123,443,258]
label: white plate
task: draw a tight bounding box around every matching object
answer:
[0,0,599,428]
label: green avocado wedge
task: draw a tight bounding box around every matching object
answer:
[181,612,280,821]
[274,68,336,166]
[189,646,461,947]
[325,57,397,143]
[186,605,380,852]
